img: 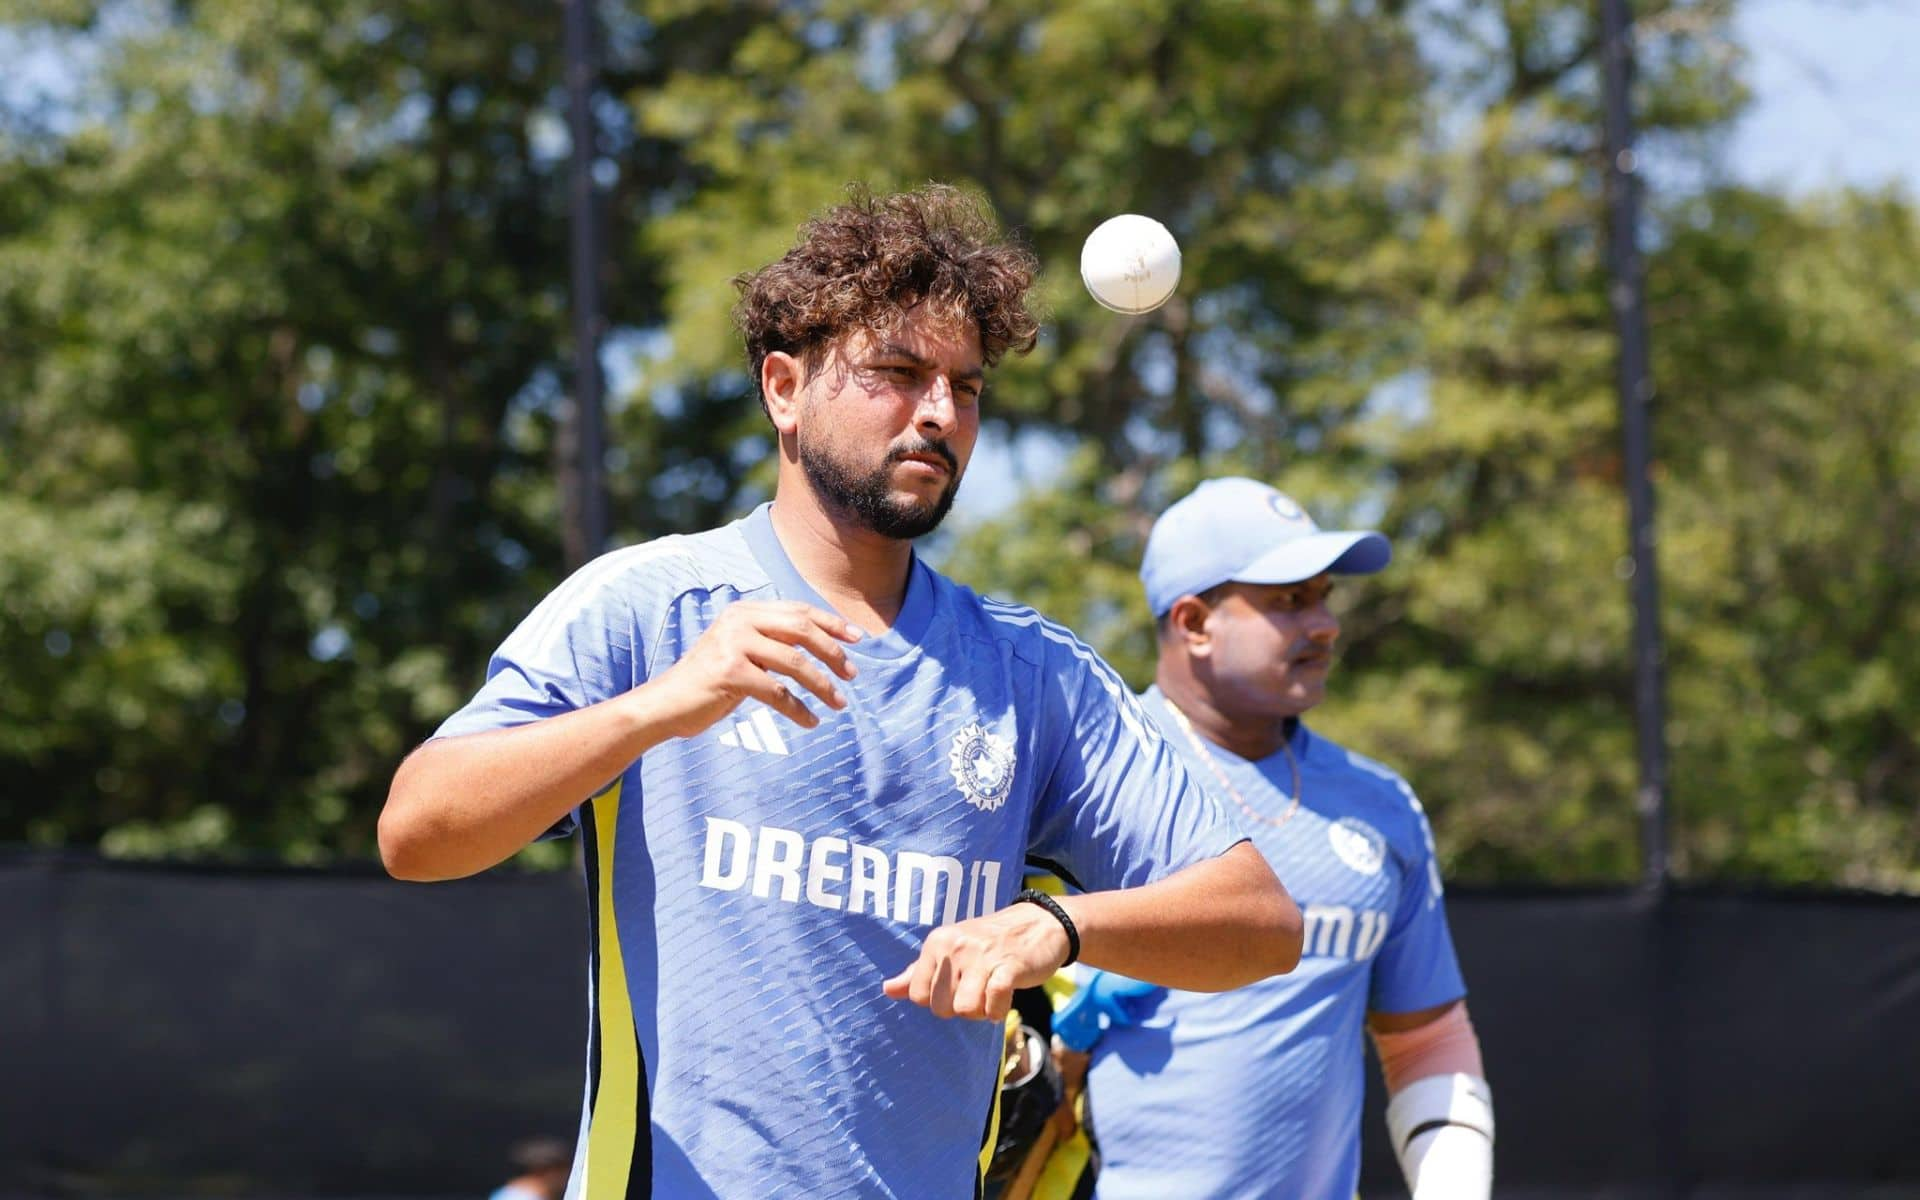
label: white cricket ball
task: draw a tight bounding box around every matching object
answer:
[1079,213,1181,315]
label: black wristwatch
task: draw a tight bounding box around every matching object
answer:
[1012,888,1080,967]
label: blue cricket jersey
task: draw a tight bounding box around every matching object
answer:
[436,506,1245,1199]
[1087,687,1466,1200]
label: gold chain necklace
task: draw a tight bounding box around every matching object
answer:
[1164,699,1303,829]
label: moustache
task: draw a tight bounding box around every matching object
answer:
[889,439,959,473]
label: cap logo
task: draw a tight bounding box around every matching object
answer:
[1268,493,1309,524]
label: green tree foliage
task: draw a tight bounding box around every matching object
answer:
[1646,188,1920,885]
[944,4,1920,887]
[638,0,1428,459]
[3,0,1914,887]
[1290,23,1914,888]
[0,0,742,854]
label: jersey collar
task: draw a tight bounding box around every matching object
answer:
[742,502,934,661]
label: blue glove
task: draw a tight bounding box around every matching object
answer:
[1051,970,1166,1052]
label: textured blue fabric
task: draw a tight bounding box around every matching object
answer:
[437,505,1245,1199]
[1088,687,1466,1200]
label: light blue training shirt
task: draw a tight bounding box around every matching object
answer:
[1087,687,1466,1200]
[436,505,1246,1200]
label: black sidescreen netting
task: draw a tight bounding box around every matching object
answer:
[1357,888,1920,1196]
[5,855,1919,1198]
[3,856,582,1198]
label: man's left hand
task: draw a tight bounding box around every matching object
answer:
[881,902,1073,1020]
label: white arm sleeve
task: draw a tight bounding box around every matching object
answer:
[1384,1073,1494,1200]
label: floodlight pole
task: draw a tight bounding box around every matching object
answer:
[1598,0,1671,890]
[561,0,609,570]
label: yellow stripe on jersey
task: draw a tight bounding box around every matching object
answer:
[587,783,641,1198]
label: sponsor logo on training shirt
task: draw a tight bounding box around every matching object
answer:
[1301,903,1391,961]
[947,721,1016,812]
[1328,816,1387,876]
[697,817,1005,927]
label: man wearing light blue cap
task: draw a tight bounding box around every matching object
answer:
[1069,477,1495,1200]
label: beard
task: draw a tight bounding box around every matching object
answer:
[799,433,962,540]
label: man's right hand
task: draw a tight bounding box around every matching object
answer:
[380,601,862,882]
[648,601,863,737]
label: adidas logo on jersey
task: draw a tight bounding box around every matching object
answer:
[716,707,792,756]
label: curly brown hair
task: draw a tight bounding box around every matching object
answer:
[733,184,1041,416]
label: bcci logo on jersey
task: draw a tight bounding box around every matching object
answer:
[1328,817,1386,876]
[948,721,1016,812]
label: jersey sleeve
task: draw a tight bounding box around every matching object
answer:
[1023,638,1247,895]
[1369,786,1467,1014]
[436,555,651,738]
[432,550,658,835]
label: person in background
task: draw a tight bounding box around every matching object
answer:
[1076,477,1494,1200]
[490,1137,571,1200]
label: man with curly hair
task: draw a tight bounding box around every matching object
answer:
[381,185,1301,1199]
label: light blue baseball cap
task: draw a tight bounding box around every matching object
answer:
[1140,477,1392,616]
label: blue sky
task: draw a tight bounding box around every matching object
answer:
[1730,0,1920,195]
